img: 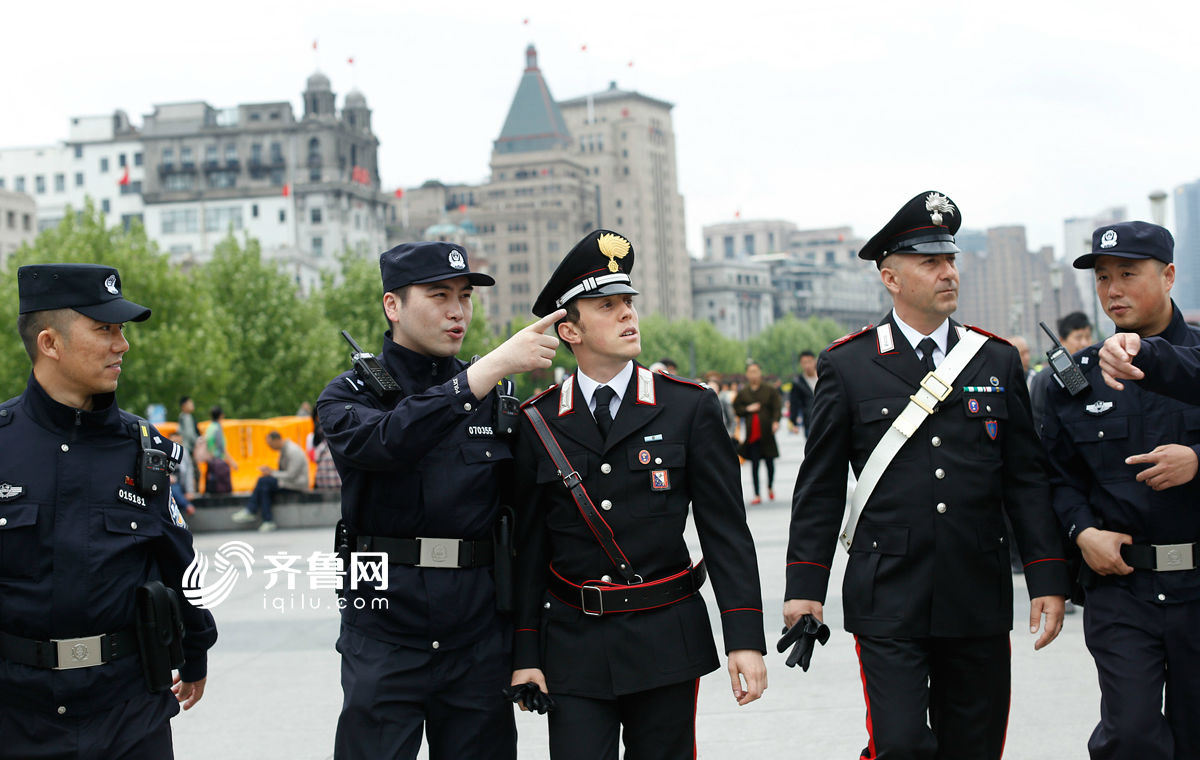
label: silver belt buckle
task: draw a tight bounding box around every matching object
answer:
[1154,543,1195,572]
[52,635,104,670]
[417,537,462,568]
[580,585,604,616]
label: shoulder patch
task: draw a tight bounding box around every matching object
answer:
[965,325,1012,346]
[828,324,874,351]
[521,383,559,410]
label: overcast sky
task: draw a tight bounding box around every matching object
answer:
[4,0,1196,258]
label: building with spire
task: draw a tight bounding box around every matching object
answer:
[389,45,692,325]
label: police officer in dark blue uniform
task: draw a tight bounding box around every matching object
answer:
[317,241,564,760]
[0,263,218,760]
[1043,221,1200,759]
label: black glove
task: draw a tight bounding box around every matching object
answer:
[776,614,831,671]
[503,682,556,715]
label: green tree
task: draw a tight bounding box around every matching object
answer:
[638,315,746,377]
[318,248,386,351]
[0,203,229,416]
[198,234,341,417]
[747,314,845,380]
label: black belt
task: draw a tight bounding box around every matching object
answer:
[0,628,136,670]
[548,561,707,616]
[1121,542,1199,572]
[355,535,494,568]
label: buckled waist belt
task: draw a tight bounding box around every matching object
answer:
[0,628,136,670]
[548,561,707,616]
[355,535,494,569]
[1121,542,1199,572]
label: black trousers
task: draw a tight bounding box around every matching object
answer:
[1083,583,1200,759]
[853,634,1010,760]
[547,679,698,760]
[334,621,516,760]
[0,692,175,760]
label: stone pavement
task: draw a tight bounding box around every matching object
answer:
[173,429,1100,759]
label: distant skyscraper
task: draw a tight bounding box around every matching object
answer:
[1173,180,1200,313]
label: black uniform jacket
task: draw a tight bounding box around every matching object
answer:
[0,375,217,715]
[512,364,766,698]
[786,313,1070,638]
[1043,303,1200,604]
[318,335,511,651]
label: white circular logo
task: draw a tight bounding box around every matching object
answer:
[103,274,119,295]
[448,250,466,270]
[1100,229,1118,249]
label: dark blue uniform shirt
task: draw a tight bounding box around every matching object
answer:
[1043,303,1200,603]
[0,375,217,715]
[317,335,512,651]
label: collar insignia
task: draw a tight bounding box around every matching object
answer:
[0,482,25,502]
[636,366,656,405]
[876,323,895,354]
[558,375,575,416]
[1085,400,1114,416]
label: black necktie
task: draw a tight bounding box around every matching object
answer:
[593,385,616,439]
[917,337,938,373]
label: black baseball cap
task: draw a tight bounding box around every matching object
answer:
[18,263,151,323]
[1072,221,1174,269]
[379,241,495,292]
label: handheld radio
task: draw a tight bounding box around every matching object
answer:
[1039,321,1090,396]
[341,330,402,403]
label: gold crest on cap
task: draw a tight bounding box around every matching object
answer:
[597,233,630,273]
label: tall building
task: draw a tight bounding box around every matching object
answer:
[140,73,387,291]
[0,189,37,269]
[558,80,692,319]
[702,219,795,260]
[0,112,145,232]
[1173,180,1200,314]
[691,259,775,340]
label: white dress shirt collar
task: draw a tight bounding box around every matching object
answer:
[577,361,634,415]
[891,309,950,365]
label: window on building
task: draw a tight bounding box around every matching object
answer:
[161,209,199,234]
[311,208,322,224]
[101,199,111,214]
[311,236,324,257]
[14,177,24,192]
[117,153,126,168]
[206,171,237,189]
[251,204,259,218]
[75,172,84,187]
[270,169,285,186]
[23,214,32,231]
[251,143,263,164]
[225,143,237,163]
[623,167,629,175]
[249,112,262,122]
[0,178,5,189]
[162,148,174,168]
[74,145,83,159]
[309,168,321,181]
[270,142,283,163]
[35,176,45,194]
[119,181,142,195]
[99,158,109,174]
[279,209,286,223]
[164,174,194,191]
[744,235,755,256]
[205,145,218,166]
[204,206,243,233]
[825,250,836,265]
[6,211,13,228]
[180,147,193,168]
[723,236,734,259]
[120,213,143,231]
[134,152,143,167]
[54,174,65,193]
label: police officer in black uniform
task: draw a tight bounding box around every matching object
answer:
[1042,221,1200,759]
[509,230,767,760]
[317,241,563,760]
[784,192,1069,760]
[0,263,217,759]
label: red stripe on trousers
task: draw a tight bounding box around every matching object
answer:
[692,678,699,759]
[854,636,877,760]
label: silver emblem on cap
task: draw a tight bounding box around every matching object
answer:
[103,275,119,295]
[1100,229,1117,249]
[448,250,466,270]
[925,193,956,226]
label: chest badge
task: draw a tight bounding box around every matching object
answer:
[638,449,651,465]
[968,398,981,414]
[989,376,1000,387]
[985,419,999,440]
[117,488,148,509]
[651,470,671,491]
[1085,400,1114,416]
[0,482,25,502]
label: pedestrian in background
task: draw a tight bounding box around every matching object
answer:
[734,360,782,504]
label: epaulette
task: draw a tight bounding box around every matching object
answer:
[828,324,874,351]
[965,325,1012,346]
[659,373,706,391]
[521,383,559,409]
[0,398,18,429]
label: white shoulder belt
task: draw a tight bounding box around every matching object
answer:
[839,329,989,551]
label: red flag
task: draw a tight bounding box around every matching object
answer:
[312,40,317,50]
[458,204,467,213]
[628,60,634,68]
[734,210,741,219]
[118,166,130,186]
[621,108,630,118]
[394,188,404,199]
[282,183,291,197]
[523,17,529,24]
[580,44,587,52]
[347,56,354,65]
